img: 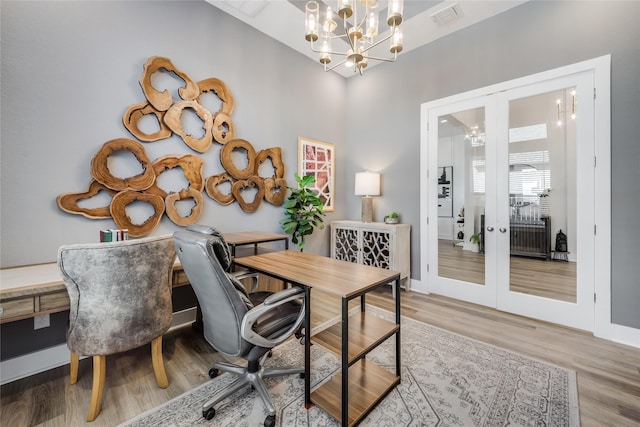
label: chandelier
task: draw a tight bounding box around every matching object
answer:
[304,0,404,75]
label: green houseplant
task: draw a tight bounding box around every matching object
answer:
[280,173,325,251]
[384,211,399,224]
[469,233,481,253]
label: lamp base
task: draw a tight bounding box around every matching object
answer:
[361,196,373,222]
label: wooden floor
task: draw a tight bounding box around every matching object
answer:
[439,239,577,302]
[2,288,639,427]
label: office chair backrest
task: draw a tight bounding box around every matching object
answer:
[173,229,253,357]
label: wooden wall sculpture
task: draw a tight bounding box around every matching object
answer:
[57,56,287,237]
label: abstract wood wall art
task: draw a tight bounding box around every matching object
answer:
[57,56,288,237]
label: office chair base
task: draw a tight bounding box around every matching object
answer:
[202,361,304,421]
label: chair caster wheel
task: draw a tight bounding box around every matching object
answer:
[299,372,305,379]
[264,415,276,427]
[209,368,219,378]
[203,407,215,420]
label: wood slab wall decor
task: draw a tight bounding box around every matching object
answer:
[163,100,214,153]
[122,101,172,142]
[212,112,235,144]
[56,180,116,219]
[220,139,256,180]
[58,56,288,237]
[147,154,205,199]
[205,173,235,205]
[256,147,285,179]
[109,191,165,237]
[139,56,199,111]
[232,176,265,213]
[197,78,235,116]
[90,139,156,191]
[165,188,204,226]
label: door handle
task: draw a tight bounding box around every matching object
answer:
[499,227,507,233]
[486,226,494,232]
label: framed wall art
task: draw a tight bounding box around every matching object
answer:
[298,136,335,212]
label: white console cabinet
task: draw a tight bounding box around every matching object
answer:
[331,220,411,290]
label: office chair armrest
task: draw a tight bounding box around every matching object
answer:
[240,287,305,348]
[263,286,304,305]
[230,270,259,293]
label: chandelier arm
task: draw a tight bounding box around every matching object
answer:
[360,25,396,54]
[309,39,342,56]
[362,51,399,63]
[323,57,349,73]
[309,42,359,58]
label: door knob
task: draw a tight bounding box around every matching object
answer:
[486,226,494,232]
[499,227,507,233]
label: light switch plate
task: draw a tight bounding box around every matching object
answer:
[34,314,50,330]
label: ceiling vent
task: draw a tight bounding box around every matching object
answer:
[430,3,463,25]
[222,0,268,18]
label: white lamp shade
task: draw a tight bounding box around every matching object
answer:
[355,171,380,196]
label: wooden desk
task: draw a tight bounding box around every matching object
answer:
[224,231,288,257]
[0,231,287,324]
[233,250,401,427]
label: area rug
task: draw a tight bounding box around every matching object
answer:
[120,306,579,427]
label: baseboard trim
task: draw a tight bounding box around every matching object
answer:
[0,307,198,385]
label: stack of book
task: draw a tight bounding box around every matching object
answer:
[100,229,129,242]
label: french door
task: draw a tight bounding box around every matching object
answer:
[422,70,595,331]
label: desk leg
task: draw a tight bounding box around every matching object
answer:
[395,277,401,378]
[304,286,312,409]
[341,297,349,425]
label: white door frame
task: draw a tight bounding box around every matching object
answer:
[420,55,640,346]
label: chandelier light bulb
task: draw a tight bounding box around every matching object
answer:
[337,0,353,19]
[366,1,379,38]
[323,6,336,34]
[320,38,331,64]
[305,1,319,42]
[390,27,403,54]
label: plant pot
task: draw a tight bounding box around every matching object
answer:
[384,217,399,224]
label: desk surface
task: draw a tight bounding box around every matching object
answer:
[0,231,286,294]
[224,231,287,246]
[233,250,400,298]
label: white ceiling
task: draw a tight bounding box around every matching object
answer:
[204,0,529,78]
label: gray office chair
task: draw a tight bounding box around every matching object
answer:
[57,235,176,422]
[173,225,305,427]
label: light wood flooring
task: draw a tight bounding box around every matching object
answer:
[1,288,639,427]
[439,239,577,302]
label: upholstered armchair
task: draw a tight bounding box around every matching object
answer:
[173,226,305,427]
[57,235,176,421]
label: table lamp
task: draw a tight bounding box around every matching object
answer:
[355,171,380,222]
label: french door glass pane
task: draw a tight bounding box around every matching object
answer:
[437,107,486,286]
[507,89,577,302]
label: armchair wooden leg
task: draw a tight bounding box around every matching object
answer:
[151,335,169,389]
[70,351,79,384]
[87,355,106,422]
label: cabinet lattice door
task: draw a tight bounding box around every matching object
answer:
[362,230,391,269]
[334,227,359,263]
[331,220,411,290]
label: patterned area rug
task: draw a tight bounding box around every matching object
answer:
[121,306,579,427]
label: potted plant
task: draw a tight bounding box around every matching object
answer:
[280,173,325,251]
[469,233,481,253]
[384,211,399,224]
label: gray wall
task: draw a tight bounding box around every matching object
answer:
[0,0,347,268]
[344,0,640,328]
[1,0,638,346]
